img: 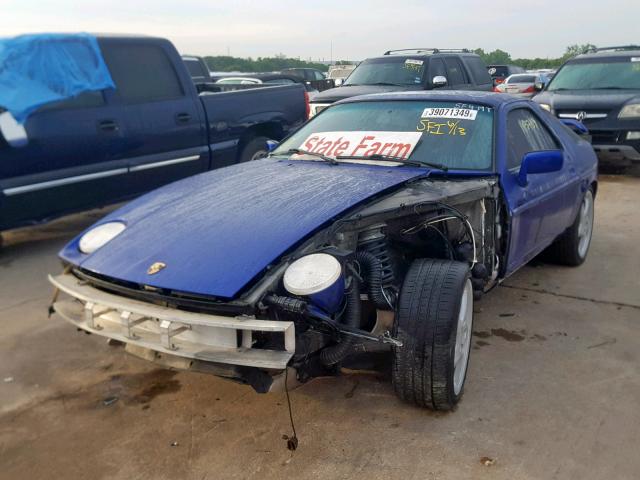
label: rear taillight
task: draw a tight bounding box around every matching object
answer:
[304,91,310,119]
[495,78,505,85]
[523,85,535,93]
[492,86,501,93]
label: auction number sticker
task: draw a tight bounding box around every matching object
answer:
[421,107,478,120]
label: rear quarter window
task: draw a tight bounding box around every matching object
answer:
[465,57,492,85]
[101,43,184,103]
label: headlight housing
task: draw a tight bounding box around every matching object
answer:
[538,103,552,112]
[619,103,640,119]
[283,253,342,296]
[79,222,126,254]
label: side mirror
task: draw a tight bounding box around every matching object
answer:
[266,140,280,153]
[432,75,448,88]
[334,78,343,86]
[517,150,563,187]
[0,111,29,148]
[534,81,544,91]
[560,119,589,135]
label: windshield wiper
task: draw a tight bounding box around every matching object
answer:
[335,154,448,171]
[283,148,338,165]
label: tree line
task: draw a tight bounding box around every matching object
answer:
[203,44,597,73]
[473,44,596,70]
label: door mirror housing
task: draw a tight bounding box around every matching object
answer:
[517,150,563,187]
[534,81,545,91]
[432,75,448,88]
[266,140,280,153]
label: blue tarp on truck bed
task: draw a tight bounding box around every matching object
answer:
[0,33,114,124]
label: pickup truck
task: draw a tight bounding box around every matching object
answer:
[0,35,308,240]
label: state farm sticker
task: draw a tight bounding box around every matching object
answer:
[300,131,422,160]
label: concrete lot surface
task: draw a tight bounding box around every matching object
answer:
[1,175,639,480]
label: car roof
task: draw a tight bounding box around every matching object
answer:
[365,52,479,62]
[574,49,640,60]
[334,90,521,109]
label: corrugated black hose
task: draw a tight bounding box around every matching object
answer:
[354,250,390,310]
[320,275,361,366]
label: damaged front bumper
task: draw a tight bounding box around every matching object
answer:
[48,273,295,372]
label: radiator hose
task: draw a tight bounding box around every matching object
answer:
[320,275,361,366]
[354,251,390,310]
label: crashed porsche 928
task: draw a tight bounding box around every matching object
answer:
[49,91,597,409]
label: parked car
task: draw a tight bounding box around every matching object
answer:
[327,64,357,86]
[308,48,493,117]
[534,46,640,171]
[0,35,308,239]
[487,64,525,86]
[281,68,334,92]
[493,73,551,98]
[214,73,319,93]
[49,91,597,410]
[181,55,211,83]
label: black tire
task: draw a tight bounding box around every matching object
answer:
[238,136,270,163]
[544,188,594,266]
[392,259,473,410]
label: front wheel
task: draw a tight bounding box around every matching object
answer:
[392,259,473,410]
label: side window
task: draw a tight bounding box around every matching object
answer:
[429,58,447,80]
[507,109,559,169]
[313,71,325,81]
[464,57,492,85]
[101,44,184,103]
[444,58,468,86]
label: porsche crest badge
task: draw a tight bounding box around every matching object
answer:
[147,262,166,275]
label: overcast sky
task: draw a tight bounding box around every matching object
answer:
[2,0,638,61]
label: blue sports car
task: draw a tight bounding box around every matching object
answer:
[49,92,597,410]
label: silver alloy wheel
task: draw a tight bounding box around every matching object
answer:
[453,279,473,395]
[577,190,594,259]
[250,149,268,161]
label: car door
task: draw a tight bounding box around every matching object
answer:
[500,106,576,274]
[0,89,131,231]
[98,38,208,195]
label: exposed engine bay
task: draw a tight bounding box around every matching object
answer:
[245,177,503,384]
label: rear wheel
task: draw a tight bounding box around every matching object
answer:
[392,259,473,410]
[545,188,594,266]
[239,136,270,163]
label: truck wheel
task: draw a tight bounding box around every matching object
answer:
[392,259,473,410]
[545,188,594,266]
[239,136,270,163]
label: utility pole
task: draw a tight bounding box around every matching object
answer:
[330,40,333,65]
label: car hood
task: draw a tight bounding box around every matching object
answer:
[310,84,418,104]
[534,89,640,111]
[60,159,426,299]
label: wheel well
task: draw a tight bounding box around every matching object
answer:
[236,122,285,162]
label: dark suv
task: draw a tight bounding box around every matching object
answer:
[487,64,525,86]
[308,48,493,116]
[534,46,640,170]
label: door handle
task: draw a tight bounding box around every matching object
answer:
[98,120,119,132]
[175,113,192,124]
